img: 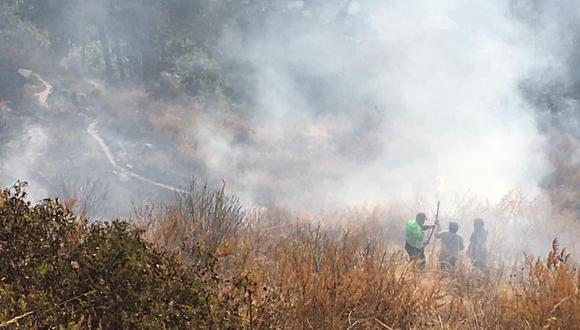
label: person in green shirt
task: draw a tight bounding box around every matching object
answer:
[405,212,436,270]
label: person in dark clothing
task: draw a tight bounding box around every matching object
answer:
[467,218,488,270]
[435,221,464,271]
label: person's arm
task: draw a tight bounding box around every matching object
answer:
[433,220,442,238]
[459,236,465,251]
[422,224,436,231]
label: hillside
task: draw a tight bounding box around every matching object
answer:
[2,1,580,328]
[1,181,580,328]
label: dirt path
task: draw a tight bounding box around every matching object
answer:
[87,121,187,194]
[34,74,52,107]
[28,71,186,194]
[15,69,52,107]
[7,69,187,193]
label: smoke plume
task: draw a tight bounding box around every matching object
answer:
[2,0,580,219]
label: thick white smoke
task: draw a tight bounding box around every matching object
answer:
[208,0,551,209]
[1,0,568,218]
[0,125,49,200]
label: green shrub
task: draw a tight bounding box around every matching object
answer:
[0,182,243,328]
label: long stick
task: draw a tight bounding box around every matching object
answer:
[426,201,440,244]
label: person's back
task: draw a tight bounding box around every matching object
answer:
[404,213,434,270]
[405,218,424,250]
[435,222,464,270]
[467,218,488,269]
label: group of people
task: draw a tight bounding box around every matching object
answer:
[404,212,488,271]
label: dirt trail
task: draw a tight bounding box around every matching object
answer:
[18,69,53,107]
[87,121,187,194]
[34,74,52,107]
[29,70,186,194]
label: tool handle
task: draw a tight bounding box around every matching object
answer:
[426,201,440,244]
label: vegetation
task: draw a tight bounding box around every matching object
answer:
[0,182,244,328]
[0,0,280,95]
[2,1,580,328]
[1,181,579,329]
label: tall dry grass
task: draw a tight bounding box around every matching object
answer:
[136,181,580,329]
[136,179,246,267]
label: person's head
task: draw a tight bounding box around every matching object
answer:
[449,221,459,233]
[473,218,485,231]
[416,212,426,225]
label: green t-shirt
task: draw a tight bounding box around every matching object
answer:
[405,219,424,249]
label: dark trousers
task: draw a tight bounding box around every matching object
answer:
[405,241,426,270]
[439,256,457,271]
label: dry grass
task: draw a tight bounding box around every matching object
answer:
[2,180,579,328]
[240,219,445,329]
[137,184,580,329]
[136,179,246,266]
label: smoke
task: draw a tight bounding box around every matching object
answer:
[207,0,551,209]
[3,0,580,221]
[0,125,49,201]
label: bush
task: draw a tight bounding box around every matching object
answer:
[494,240,580,329]
[137,179,246,266]
[0,182,243,328]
